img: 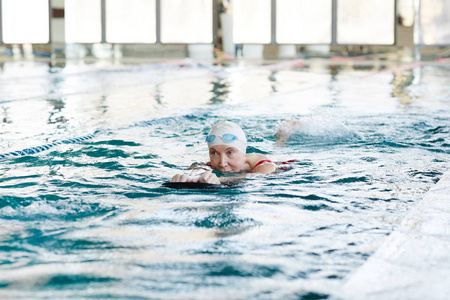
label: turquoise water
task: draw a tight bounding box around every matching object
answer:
[0,60,449,299]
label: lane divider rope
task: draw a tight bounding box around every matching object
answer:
[0,114,195,161]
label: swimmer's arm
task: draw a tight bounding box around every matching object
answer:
[247,153,277,174]
[252,162,277,174]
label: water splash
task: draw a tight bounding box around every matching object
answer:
[275,110,358,146]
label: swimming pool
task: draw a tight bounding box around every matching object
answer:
[0,58,449,299]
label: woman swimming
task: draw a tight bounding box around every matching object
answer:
[170,121,276,184]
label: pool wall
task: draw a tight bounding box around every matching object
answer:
[340,170,450,299]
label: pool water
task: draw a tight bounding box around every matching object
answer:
[0,59,449,299]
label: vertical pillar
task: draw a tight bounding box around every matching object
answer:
[0,0,3,44]
[155,0,161,44]
[271,0,276,44]
[413,0,422,61]
[101,0,106,43]
[331,0,337,45]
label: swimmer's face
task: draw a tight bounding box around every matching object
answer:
[209,145,245,172]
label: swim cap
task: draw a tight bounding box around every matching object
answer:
[206,121,247,154]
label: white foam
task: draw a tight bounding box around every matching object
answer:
[275,110,356,144]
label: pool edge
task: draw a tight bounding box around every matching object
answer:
[339,169,450,300]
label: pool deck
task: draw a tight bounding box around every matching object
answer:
[340,170,450,300]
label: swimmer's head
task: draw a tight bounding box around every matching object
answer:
[206,121,247,154]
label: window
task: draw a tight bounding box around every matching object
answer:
[105,0,156,43]
[337,0,395,45]
[160,0,213,43]
[233,0,271,44]
[276,0,332,44]
[65,0,102,43]
[2,0,49,44]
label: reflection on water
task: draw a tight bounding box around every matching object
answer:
[0,59,449,299]
[392,70,415,105]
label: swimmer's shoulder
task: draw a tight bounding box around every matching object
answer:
[246,153,276,174]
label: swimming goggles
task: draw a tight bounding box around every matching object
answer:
[205,134,238,143]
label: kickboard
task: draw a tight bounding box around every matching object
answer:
[162,182,229,189]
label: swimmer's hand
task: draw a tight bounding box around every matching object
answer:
[197,171,220,184]
[170,171,220,185]
[170,174,196,183]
